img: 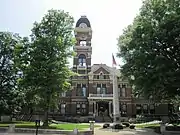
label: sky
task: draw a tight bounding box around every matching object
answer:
[0,0,142,67]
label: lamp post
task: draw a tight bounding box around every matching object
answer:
[35,119,40,135]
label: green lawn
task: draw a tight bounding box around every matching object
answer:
[135,123,160,128]
[0,121,100,130]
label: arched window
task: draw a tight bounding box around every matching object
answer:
[60,104,66,114]
[80,41,86,46]
[121,104,127,117]
[78,54,86,67]
[99,72,104,79]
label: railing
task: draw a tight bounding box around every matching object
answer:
[72,76,88,79]
[74,46,91,49]
[89,94,113,97]
[77,65,86,69]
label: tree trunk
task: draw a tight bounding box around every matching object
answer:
[43,92,50,127]
[43,108,49,127]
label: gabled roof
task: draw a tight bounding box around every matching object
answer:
[89,64,121,76]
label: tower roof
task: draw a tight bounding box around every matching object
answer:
[75,15,91,28]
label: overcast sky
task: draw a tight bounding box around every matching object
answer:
[0,0,142,67]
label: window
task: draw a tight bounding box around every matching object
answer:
[76,84,83,96]
[97,84,101,94]
[143,104,148,114]
[102,84,106,94]
[93,75,98,79]
[60,104,66,114]
[97,88,101,94]
[150,104,155,114]
[76,84,87,97]
[66,91,71,97]
[80,41,86,46]
[61,92,66,97]
[82,104,86,114]
[122,85,126,97]
[78,70,86,74]
[136,104,142,115]
[121,104,127,117]
[76,104,81,114]
[99,73,104,79]
[78,54,86,67]
[96,84,107,94]
[76,103,86,115]
[82,84,86,97]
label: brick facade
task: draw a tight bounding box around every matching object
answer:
[59,16,157,118]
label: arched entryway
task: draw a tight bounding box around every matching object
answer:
[97,101,109,116]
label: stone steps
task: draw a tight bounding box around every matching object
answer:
[95,116,112,122]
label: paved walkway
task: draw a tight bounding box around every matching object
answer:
[95,128,160,135]
[0,129,159,135]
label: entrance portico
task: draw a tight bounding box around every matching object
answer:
[88,99,113,117]
[88,94,113,116]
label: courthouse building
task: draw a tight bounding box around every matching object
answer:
[59,16,156,120]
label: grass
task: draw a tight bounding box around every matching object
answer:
[135,123,160,129]
[0,121,100,130]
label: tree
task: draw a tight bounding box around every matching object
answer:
[117,0,180,101]
[23,9,74,126]
[0,32,25,115]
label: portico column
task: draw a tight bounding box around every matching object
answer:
[93,101,96,115]
[96,102,98,116]
[109,101,112,117]
[88,101,93,115]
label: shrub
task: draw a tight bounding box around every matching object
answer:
[103,123,110,128]
[122,122,130,127]
[129,124,135,129]
[112,124,123,129]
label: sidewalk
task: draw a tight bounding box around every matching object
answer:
[94,128,159,135]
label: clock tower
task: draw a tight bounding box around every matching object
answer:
[73,16,92,74]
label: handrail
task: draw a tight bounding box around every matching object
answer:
[89,94,113,97]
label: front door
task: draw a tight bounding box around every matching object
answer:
[97,101,109,116]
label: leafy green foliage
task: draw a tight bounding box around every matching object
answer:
[0,32,26,115]
[22,9,74,125]
[117,0,180,101]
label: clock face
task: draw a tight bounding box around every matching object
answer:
[79,23,87,28]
